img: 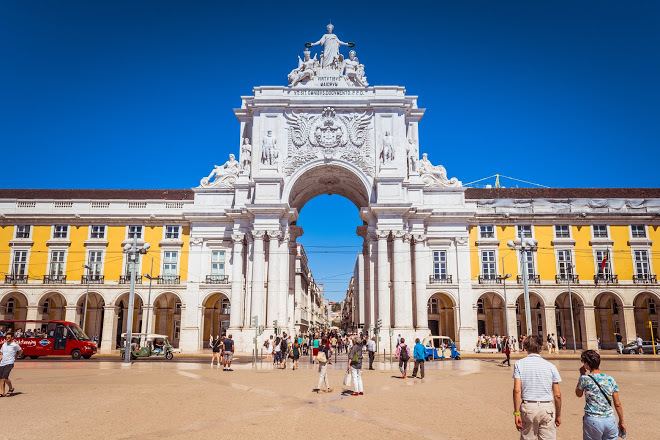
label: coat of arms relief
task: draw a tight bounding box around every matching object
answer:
[284,107,374,176]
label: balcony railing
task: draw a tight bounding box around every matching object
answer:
[429,275,452,284]
[4,274,28,284]
[43,275,66,284]
[594,274,618,284]
[633,274,657,284]
[517,274,541,284]
[555,274,579,284]
[478,275,503,284]
[205,275,229,284]
[157,275,180,285]
[81,275,104,284]
[119,275,142,284]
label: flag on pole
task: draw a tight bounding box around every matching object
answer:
[599,249,610,273]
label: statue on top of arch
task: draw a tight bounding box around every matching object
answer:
[418,153,462,188]
[287,24,368,87]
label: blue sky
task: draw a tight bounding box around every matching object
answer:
[1,1,659,300]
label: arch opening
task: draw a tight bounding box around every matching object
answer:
[633,291,659,341]
[202,292,230,348]
[594,292,624,349]
[427,292,456,341]
[554,292,586,350]
[152,292,183,347]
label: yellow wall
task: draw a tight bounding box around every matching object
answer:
[534,225,555,280]
[180,226,190,281]
[469,226,479,279]
[611,226,633,280]
[0,226,12,277]
[650,225,660,277]
[144,226,163,277]
[105,226,126,281]
[498,226,518,277]
[572,225,593,281]
[67,225,87,281]
[30,226,51,280]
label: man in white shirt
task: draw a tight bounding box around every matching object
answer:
[512,334,562,439]
[366,336,376,370]
[636,335,644,354]
[0,334,23,396]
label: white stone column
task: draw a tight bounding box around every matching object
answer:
[100,305,117,353]
[506,304,518,338]
[621,305,636,344]
[414,235,428,332]
[393,232,413,329]
[267,231,280,328]
[357,253,365,328]
[583,305,599,350]
[65,305,78,324]
[368,234,377,330]
[455,236,477,350]
[278,234,289,329]
[250,231,266,327]
[376,230,391,329]
[26,305,39,322]
[544,305,557,341]
[229,232,245,329]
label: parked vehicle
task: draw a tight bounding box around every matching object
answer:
[0,320,97,360]
[622,340,660,354]
[423,336,461,360]
[119,333,175,360]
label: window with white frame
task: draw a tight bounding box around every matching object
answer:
[211,251,225,278]
[42,298,52,314]
[6,298,15,314]
[631,225,646,238]
[88,251,104,278]
[479,225,495,239]
[593,225,608,238]
[124,257,137,277]
[481,250,496,279]
[90,225,106,239]
[174,300,182,314]
[53,225,68,239]
[173,320,181,339]
[221,298,230,314]
[428,297,439,315]
[49,251,66,277]
[522,250,535,277]
[477,298,485,314]
[127,225,143,239]
[15,225,31,239]
[557,250,573,279]
[163,251,178,280]
[595,250,612,277]
[11,250,28,276]
[554,225,570,238]
[634,250,650,276]
[432,250,447,280]
[517,225,532,239]
[165,225,180,239]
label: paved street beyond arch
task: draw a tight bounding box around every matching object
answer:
[5,357,659,440]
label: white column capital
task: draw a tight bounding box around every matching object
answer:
[231,232,245,243]
[190,237,204,247]
[252,230,267,240]
[376,230,390,240]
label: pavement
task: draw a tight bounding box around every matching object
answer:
[5,356,660,439]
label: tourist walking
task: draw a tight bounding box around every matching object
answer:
[273,337,282,365]
[281,332,289,369]
[512,334,562,439]
[614,332,623,354]
[411,338,425,379]
[367,336,376,370]
[576,350,626,439]
[211,335,222,366]
[501,337,511,367]
[636,335,643,354]
[292,340,301,370]
[395,338,411,378]
[265,335,274,362]
[0,333,23,396]
[316,337,332,393]
[348,336,364,396]
[223,334,234,371]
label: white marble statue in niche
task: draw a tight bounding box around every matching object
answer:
[406,138,418,175]
[200,154,240,188]
[380,131,394,164]
[288,48,319,86]
[419,153,461,187]
[306,23,354,70]
[240,138,252,174]
[343,50,368,86]
[261,130,278,166]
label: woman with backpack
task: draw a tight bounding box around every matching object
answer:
[348,336,364,396]
[501,337,511,367]
[395,337,411,378]
[575,350,626,439]
[316,337,332,393]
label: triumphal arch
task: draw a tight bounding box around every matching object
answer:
[188,24,473,350]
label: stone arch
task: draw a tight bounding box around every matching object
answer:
[633,291,660,340]
[284,160,372,212]
[75,291,106,339]
[151,291,184,347]
[515,291,548,339]
[113,292,144,348]
[475,292,505,337]
[594,291,626,349]
[554,291,587,350]
[0,291,28,322]
[37,291,67,321]
[427,291,456,341]
[202,292,231,348]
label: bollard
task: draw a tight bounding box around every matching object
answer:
[261,348,263,366]
[383,349,386,365]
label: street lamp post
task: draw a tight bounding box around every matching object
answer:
[123,235,150,365]
[82,264,91,333]
[567,263,577,353]
[143,258,154,346]
[501,258,512,336]
[508,238,537,336]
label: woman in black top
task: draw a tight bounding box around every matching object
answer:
[211,336,223,366]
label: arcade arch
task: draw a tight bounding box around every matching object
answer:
[427,292,455,340]
[38,292,67,321]
[114,292,143,349]
[475,292,505,337]
[202,292,230,348]
[76,292,105,340]
[152,292,183,348]
[554,291,586,350]
[515,292,547,339]
[594,291,625,349]
[0,292,28,321]
[633,292,659,340]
